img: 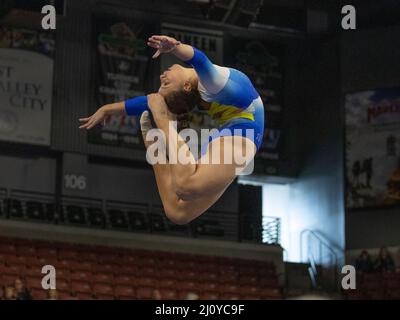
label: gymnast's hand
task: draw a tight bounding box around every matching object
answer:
[148,35,181,59]
[79,102,125,130]
[78,107,108,130]
[147,93,175,125]
[79,105,111,130]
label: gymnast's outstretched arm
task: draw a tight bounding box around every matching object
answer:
[79,96,150,129]
[148,35,228,94]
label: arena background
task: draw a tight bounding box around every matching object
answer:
[0,0,399,301]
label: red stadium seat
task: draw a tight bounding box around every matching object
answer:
[58,291,75,300]
[36,247,57,258]
[114,285,136,300]
[92,283,114,297]
[1,274,18,286]
[37,257,59,268]
[180,261,198,271]
[241,286,259,296]
[259,277,279,287]
[181,270,197,280]
[95,294,115,300]
[346,290,365,300]
[98,254,121,265]
[54,267,71,280]
[58,249,79,260]
[126,257,152,267]
[220,293,240,300]
[180,281,201,291]
[114,265,138,276]
[136,287,154,299]
[198,263,219,273]
[158,259,179,269]
[24,256,41,267]
[242,295,261,300]
[158,278,176,288]
[92,263,115,274]
[25,276,44,290]
[159,268,179,279]
[200,282,218,292]
[120,255,137,265]
[199,292,219,300]
[198,272,218,282]
[140,267,158,277]
[0,243,16,254]
[1,264,21,276]
[220,284,239,294]
[6,255,27,266]
[386,289,400,300]
[385,275,400,289]
[91,273,114,284]
[260,288,282,299]
[177,290,200,300]
[136,277,157,287]
[31,289,48,300]
[0,264,8,274]
[58,259,81,270]
[238,275,258,285]
[75,292,94,300]
[218,272,238,284]
[0,253,17,265]
[71,281,91,294]
[75,261,93,272]
[70,271,92,282]
[218,264,237,273]
[366,289,386,299]
[16,245,36,256]
[159,289,178,300]
[54,279,70,292]
[77,251,98,263]
[114,275,136,286]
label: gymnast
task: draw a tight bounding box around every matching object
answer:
[79,35,265,225]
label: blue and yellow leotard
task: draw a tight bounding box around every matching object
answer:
[125,47,265,153]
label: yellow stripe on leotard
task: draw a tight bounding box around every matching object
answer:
[207,102,255,127]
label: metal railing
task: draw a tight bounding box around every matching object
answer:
[0,188,247,243]
[300,229,339,292]
[262,216,281,245]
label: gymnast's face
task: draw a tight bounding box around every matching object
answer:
[158,64,188,97]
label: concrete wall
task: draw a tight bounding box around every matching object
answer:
[281,36,345,263]
[342,26,400,250]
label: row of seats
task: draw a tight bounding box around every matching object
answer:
[346,273,400,300]
[0,236,282,300]
[0,239,276,271]
[0,199,226,238]
[1,274,280,300]
[0,264,277,286]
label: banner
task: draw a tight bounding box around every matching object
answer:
[0,27,54,146]
[227,38,284,161]
[345,87,400,208]
[89,17,155,148]
[160,23,224,69]
[160,23,224,141]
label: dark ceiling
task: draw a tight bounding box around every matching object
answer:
[1,0,399,34]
